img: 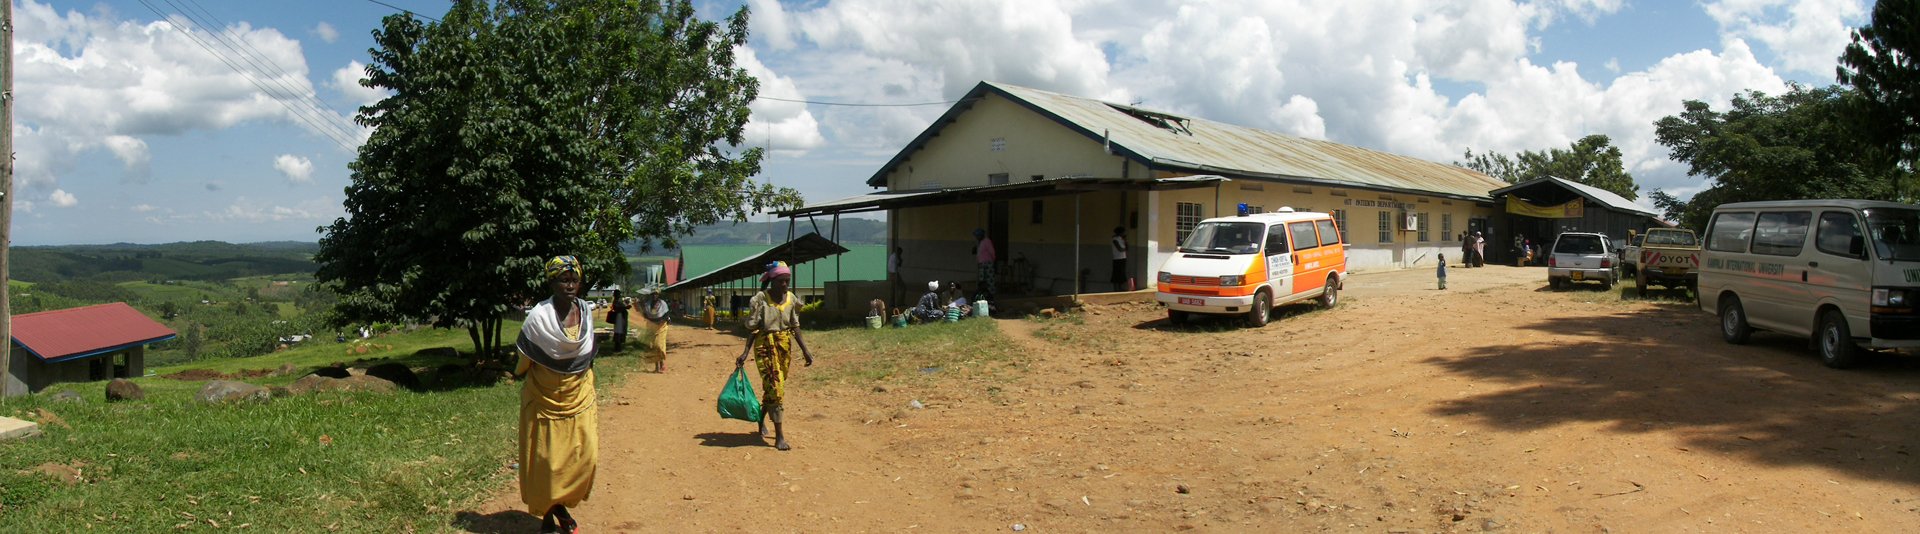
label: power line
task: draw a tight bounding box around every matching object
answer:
[169,0,364,147]
[757,95,975,107]
[134,0,361,151]
[365,0,439,23]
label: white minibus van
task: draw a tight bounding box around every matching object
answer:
[1155,209,1348,327]
[1699,200,1920,368]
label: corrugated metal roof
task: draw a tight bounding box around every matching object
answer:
[664,233,869,293]
[781,175,1228,217]
[1490,176,1656,217]
[868,81,1508,201]
[12,302,178,363]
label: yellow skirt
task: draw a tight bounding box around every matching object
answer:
[516,356,598,514]
[641,322,668,365]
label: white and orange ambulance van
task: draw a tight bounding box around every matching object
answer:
[1155,208,1348,326]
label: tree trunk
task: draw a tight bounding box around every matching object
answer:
[467,323,483,362]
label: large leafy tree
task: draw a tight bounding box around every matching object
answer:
[1837,0,1920,201]
[1457,134,1640,200]
[316,0,798,359]
[1652,85,1899,231]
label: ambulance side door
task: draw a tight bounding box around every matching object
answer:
[1264,223,1294,298]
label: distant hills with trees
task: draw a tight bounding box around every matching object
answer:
[10,219,885,283]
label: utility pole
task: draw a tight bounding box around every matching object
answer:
[2,0,15,397]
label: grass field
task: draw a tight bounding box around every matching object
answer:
[0,325,644,532]
[116,281,215,303]
[804,318,1025,386]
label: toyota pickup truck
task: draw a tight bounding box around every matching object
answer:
[1633,228,1701,297]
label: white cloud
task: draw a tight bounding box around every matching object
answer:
[738,47,827,156]
[1703,0,1866,76]
[200,197,337,223]
[132,204,159,212]
[330,60,389,109]
[313,21,339,44]
[101,135,151,175]
[747,0,1805,202]
[12,0,361,195]
[750,0,1117,152]
[49,189,78,208]
[274,154,315,183]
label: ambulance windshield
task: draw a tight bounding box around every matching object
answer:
[1180,222,1265,255]
[1865,208,1920,261]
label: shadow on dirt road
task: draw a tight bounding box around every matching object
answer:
[1423,303,1920,485]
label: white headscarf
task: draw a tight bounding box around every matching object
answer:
[518,297,596,373]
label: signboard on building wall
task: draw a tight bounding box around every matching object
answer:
[1505,197,1584,219]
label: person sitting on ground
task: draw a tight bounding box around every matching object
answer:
[868,298,887,319]
[912,280,946,323]
[945,282,972,317]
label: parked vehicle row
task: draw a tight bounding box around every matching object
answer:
[1148,199,1920,373]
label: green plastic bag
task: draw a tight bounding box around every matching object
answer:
[717,367,762,422]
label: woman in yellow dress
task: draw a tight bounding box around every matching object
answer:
[734,261,815,450]
[514,255,599,534]
[702,288,717,330]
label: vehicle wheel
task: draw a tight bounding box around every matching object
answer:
[1318,276,1339,308]
[1600,276,1613,291]
[1167,309,1188,326]
[1817,308,1860,369]
[1245,290,1271,328]
[1719,295,1753,345]
[1549,277,1563,290]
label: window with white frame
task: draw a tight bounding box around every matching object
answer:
[1377,211,1393,243]
[1176,202,1204,245]
[1441,213,1454,241]
[1417,212,1430,242]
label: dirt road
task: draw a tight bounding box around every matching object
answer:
[464,265,1920,532]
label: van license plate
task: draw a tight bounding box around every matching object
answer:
[1178,297,1204,306]
[1572,271,1584,281]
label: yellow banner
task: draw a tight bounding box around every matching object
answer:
[1506,196,1584,219]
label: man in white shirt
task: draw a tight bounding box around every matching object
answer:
[1110,226,1129,291]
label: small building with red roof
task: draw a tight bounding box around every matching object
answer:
[4,302,177,396]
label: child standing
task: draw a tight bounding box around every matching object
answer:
[1437,253,1448,290]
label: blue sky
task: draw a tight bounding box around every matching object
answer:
[12,0,1866,245]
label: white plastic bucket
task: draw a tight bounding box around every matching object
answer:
[973,300,990,318]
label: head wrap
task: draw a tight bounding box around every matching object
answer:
[928,280,940,291]
[763,261,793,282]
[544,255,581,280]
[973,228,986,238]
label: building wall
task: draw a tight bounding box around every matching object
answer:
[893,190,1143,297]
[2,348,28,397]
[880,93,1144,190]
[876,91,1505,294]
[1146,177,1499,276]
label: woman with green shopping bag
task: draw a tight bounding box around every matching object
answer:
[734,261,815,450]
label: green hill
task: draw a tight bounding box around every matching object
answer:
[10,241,318,283]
